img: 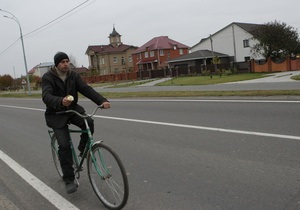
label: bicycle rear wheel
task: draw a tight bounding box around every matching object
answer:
[87,143,129,210]
[51,134,63,178]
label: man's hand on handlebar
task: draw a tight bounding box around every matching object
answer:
[101,101,111,109]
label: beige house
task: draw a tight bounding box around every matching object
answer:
[85,27,138,75]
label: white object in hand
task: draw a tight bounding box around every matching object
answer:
[66,95,74,101]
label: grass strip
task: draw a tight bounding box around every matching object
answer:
[1,90,300,98]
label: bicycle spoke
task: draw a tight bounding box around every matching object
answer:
[87,143,128,209]
[105,177,124,203]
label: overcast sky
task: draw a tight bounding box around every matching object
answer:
[1,0,300,78]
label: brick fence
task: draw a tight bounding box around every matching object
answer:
[82,72,138,83]
[250,57,300,72]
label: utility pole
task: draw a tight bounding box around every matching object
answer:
[1,9,31,94]
[210,34,214,57]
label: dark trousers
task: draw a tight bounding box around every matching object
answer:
[53,114,94,181]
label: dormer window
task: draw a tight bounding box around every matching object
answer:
[173,45,177,50]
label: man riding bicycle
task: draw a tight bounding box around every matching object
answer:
[42,52,110,194]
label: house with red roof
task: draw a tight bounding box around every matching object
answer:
[132,36,189,73]
[85,27,138,75]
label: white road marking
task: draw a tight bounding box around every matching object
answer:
[0,150,79,210]
[109,99,300,103]
[0,104,300,140]
[0,104,299,140]
[93,115,300,141]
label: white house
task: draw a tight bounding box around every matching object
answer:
[190,22,263,62]
[29,62,53,77]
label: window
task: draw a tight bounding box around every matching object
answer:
[179,49,183,55]
[150,51,154,57]
[243,39,250,48]
[159,49,164,56]
[113,57,117,63]
[128,56,132,63]
[244,56,250,61]
[99,57,105,65]
[145,51,149,58]
[121,57,125,65]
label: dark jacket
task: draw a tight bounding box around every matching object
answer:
[42,66,108,128]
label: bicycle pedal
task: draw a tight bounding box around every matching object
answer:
[74,178,80,187]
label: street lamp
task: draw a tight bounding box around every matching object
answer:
[0,9,31,94]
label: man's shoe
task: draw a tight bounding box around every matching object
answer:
[65,181,78,194]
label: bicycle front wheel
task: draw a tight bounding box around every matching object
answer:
[87,143,129,210]
[51,134,63,178]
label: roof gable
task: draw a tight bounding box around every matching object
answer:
[86,44,138,54]
[191,22,261,48]
[168,49,228,63]
[233,22,261,33]
[134,36,189,54]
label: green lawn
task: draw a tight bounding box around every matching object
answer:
[156,73,268,86]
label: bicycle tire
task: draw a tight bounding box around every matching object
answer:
[51,134,63,178]
[87,142,129,210]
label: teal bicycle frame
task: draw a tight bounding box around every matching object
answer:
[48,108,107,179]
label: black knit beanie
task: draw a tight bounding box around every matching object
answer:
[54,52,69,66]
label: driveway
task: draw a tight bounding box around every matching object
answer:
[226,70,300,84]
[137,71,300,87]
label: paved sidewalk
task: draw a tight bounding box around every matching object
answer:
[137,77,173,86]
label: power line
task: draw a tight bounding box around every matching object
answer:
[24,0,94,38]
[0,38,20,56]
[0,0,95,56]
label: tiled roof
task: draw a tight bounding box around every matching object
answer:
[86,44,137,54]
[73,67,89,74]
[38,62,54,67]
[136,58,158,65]
[110,26,121,37]
[28,62,54,74]
[133,36,189,54]
[168,49,228,63]
[233,22,261,33]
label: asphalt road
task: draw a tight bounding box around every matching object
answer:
[0,98,300,210]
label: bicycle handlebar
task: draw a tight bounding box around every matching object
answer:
[56,105,103,118]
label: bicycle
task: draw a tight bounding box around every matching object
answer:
[48,106,129,210]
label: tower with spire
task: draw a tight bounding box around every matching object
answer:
[109,24,122,47]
